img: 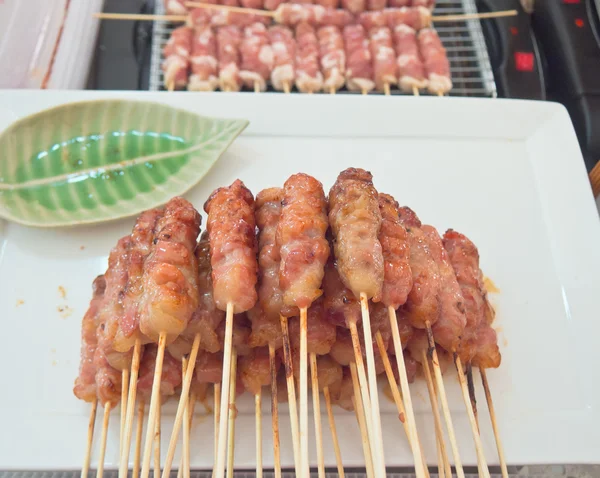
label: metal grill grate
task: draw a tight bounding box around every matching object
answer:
[1,466,596,478]
[148,0,497,96]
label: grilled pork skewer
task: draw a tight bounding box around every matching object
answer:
[376,193,430,478]
[205,180,258,478]
[138,197,201,478]
[397,205,472,478]
[276,173,329,477]
[75,275,106,478]
[328,168,386,474]
[252,187,294,475]
[119,209,164,478]
[443,229,504,477]
[163,232,226,477]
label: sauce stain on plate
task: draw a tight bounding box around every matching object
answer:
[57,304,73,318]
[484,276,500,293]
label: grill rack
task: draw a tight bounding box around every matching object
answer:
[149,0,496,96]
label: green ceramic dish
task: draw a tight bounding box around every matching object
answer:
[0,99,248,227]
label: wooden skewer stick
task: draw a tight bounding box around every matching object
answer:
[269,344,282,478]
[480,368,509,478]
[359,293,386,476]
[226,350,239,478]
[283,81,291,94]
[310,353,325,478]
[154,397,162,478]
[421,350,451,478]
[162,333,202,478]
[93,12,187,22]
[82,399,98,478]
[436,440,444,478]
[350,363,374,478]
[255,390,263,478]
[177,390,198,478]
[121,368,129,454]
[94,7,517,24]
[348,320,376,453]
[425,323,465,478]
[323,387,344,478]
[96,402,112,478]
[215,303,235,478]
[376,332,429,477]
[432,372,450,478]
[467,358,484,478]
[466,363,479,431]
[188,393,198,472]
[141,332,168,478]
[186,1,275,16]
[133,401,146,478]
[280,315,301,476]
[432,9,518,22]
[455,355,490,478]
[213,383,221,475]
[254,82,262,93]
[299,307,310,478]
[181,359,190,478]
[412,86,420,97]
[120,339,143,478]
[383,83,391,96]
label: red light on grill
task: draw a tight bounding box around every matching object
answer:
[563,0,580,3]
[575,18,584,27]
[510,26,518,35]
[514,52,534,72]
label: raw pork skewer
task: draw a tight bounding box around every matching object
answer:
[393,24,428,93]
[189,25,219,91]
[240,23,274,91]
[295,22,324,92]
[343,24,375,93]
[162,26,193,90]
[268,26,296,92]
[217,25,243,91]
[369,26,397,93]
[317,25,346,92]
[358,7,432,30]
[418,28,452,94]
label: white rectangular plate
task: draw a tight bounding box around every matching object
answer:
[0,91,599,470]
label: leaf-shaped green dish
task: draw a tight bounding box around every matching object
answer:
[0,99,248,227]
